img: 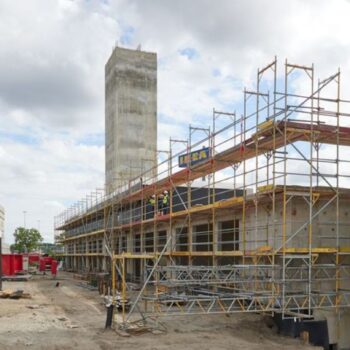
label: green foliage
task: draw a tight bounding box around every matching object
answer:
[10,227,43,253]
[38,243,56,256]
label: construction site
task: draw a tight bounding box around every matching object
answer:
[52,46,350,349]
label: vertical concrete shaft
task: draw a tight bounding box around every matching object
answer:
[105,47,157,194]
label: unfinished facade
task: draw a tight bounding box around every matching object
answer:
[55,58,350,348]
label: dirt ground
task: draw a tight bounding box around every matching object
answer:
[0,272,321,350]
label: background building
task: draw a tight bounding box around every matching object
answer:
[0,205,9,253]
[0,205,4,239]
[105,47,157,194]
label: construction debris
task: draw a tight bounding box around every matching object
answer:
[0,271,317,349]
[57,317,68,321]
[104,294,130,311]
[68,324,79,329]
[115,328,131,337]
[2,274,32,282]
[26,305,40,309]
[0,289,31,299]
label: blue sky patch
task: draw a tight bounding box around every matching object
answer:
[212,68,221,77]
[120,25,135,45]
[77,133,104,146]
[179,47,199,60]
[208,88,220,97]
[0,130,39,145]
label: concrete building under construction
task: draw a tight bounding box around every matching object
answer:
[55,56,350,348]
[105,46,157,194]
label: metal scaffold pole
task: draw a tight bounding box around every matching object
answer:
[54,57,350,334]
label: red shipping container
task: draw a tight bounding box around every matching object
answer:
[2,254,12,275]
[28,253,40,265]
[1,254,23,275]
[43,256,53,264]
[51,260,58,276]
[39,258,46,272]
[13,254,23,273]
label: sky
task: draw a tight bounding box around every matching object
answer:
[1,0,350,243]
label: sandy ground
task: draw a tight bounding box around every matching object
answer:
[0,272,321,350]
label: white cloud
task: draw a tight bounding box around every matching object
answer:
[1,0,350,242]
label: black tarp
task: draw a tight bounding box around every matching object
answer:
[273,313,330,349]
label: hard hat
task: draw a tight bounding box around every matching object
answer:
[152,194,155,198]
[164,190,168,194]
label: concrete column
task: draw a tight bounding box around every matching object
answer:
[96,259,99,273]
[85,238,90,272]
[127,232,134,276]
[213,220,219,269]
[102,237,107,271]
[169,226,176,253]
[154,229,158,253]
[64,244,69,270]
[73,242,77,271]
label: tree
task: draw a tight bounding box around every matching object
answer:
[37,242,56,256]
[10,227,43,253]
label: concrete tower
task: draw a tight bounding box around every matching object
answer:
[105,47,157,194]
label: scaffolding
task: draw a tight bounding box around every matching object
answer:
[55,58,350,335]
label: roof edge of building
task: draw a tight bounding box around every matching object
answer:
[105,45,157,68]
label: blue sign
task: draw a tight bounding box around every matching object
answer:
[178,147,211,168]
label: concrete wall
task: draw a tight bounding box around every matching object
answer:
[240,195,350,251]
[289,197,350,249]
[314,309,350,349]
[105,47,157,194]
